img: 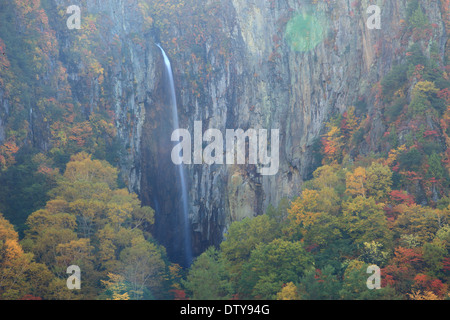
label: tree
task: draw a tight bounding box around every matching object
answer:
[382,247,424,295]
[341,196,392,249]
[220,215,279,280]
[365,162,393,201]
[395,204,449,244]
[58,152,118,192]
[381,64,408,103]
[322,126,344,164]
[183,247,233,300]
[409,81,439,115]
[55,238,94,279]
[119,235,166,300]
[309,164,343,191]
[346,167,367,197]
[339,260,399,300]
[341,106,360,139]
[423,241,447,278]
[239,239,313,299]
[266,197,290,225]
[427,153,445,180]
[408,290,442,300]
[69,199,104,239]
[409,7,429,30]
[101,273,130,300]
[359,241,389,267]
[389,190,415,206]
[285,188,341,247]
[24,209,77,268]
[411,274,448,299]
[276,282,301,300]
[0,214,52,299]
[297,265,342,300]
[21,152,163,299]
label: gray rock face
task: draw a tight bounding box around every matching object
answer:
[47,0,447,263]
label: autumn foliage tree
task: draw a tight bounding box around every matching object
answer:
[21,153,167,300]
[0,214,52,299]
[321,125,344,164]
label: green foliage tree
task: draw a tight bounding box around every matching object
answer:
[182,247,233,300]
[220,214,280,281]
[381,64,408,103]
[409,6,429,30]
[239,239,313,299]
[339,260,400,300]
[297,265,342,300]
[359,241,390,267]
[395,204,449,244]
[409,81,440,115]
[341,196,393,249]
[422,241,447,278]
[427,153,445,180]
[119,236,166,300]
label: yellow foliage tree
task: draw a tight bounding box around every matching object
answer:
[346,167,367,197]
[286,188,341,246]
[22,152,161,299]
[276,282,301,300]
[101,273,130,300]
[408,290,442,300]
[0,214,52,299]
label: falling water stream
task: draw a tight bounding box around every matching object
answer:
[156,44,193,266]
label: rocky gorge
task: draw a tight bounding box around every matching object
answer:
[0,0,448,265]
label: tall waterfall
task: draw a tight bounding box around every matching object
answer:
[156,44,193,266]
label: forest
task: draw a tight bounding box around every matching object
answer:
[0,0,449,300]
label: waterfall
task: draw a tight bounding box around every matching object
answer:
[156,44,193,266]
